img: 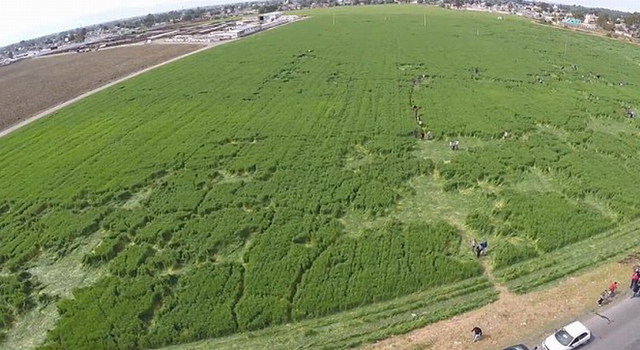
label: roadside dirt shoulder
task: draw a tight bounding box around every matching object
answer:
[367,262,631,350]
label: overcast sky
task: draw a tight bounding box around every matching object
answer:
[553,0,639,12]
[1,0,639,47]
[0,0,228,47]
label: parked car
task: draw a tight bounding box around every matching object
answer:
[502,344,530,350]
[542,321,591,350]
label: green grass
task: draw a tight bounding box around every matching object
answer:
[1,4,640,350]
[494,217,640,293]
[161,277,497,350]
[3,231,105,350]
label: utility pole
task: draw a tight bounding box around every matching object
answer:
[333,13,336,26]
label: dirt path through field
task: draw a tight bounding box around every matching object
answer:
[367,260,632,350]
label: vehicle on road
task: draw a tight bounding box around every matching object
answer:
[542,321,591,350]
[502,344,531,350]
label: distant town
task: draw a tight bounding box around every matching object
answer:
[1,0,639,66]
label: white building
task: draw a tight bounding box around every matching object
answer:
[259,11,282,23]
[584,13,598,25]
[261,17,290,30]
[615,30,633,38]
[13,51,38,60]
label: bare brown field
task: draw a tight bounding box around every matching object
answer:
[0,44,203,131]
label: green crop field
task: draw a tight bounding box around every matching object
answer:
[1,4,640,350]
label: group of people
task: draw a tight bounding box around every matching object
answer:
[626,106,637,119]
[409,106,473,151]
[470,266,640,346]
[471,239,488,258]
[630,266,640,298]
[597,266,640,306]
[419,130,433,140]
[413,107,436,142]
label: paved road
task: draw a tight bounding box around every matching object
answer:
[527,289,640,350]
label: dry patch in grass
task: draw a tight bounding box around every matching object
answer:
[3,231,106,350]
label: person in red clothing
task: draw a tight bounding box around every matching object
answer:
[631,271,640,298]
[609,281,618,296]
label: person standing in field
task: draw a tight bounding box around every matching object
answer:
[471,326,483,342]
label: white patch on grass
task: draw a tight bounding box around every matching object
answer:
[339,210,384,238]
[587,117,638,136]
[344,144,374,171]
[215,170,254,184]
[582,194,619,220]
[511,167,559,193]
[3,231,106,350]
[122,187,154,209]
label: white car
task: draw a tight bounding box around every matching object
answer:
[542,321,591,350]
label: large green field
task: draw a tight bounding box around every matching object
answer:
[1,5,640,349]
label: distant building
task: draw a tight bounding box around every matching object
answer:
[13,51,38,59]
[615,30,633,38]
[148,30,179,40]
[563,18,582,26]
[207,24,261,40]
[259,11,282,23]
[584,13,598,25]
[235,25,261,37]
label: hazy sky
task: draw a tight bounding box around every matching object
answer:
[553,0,639,12]
[1,0,639,47]
[0,0,227,47]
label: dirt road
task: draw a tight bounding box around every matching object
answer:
[367,262,633,350]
